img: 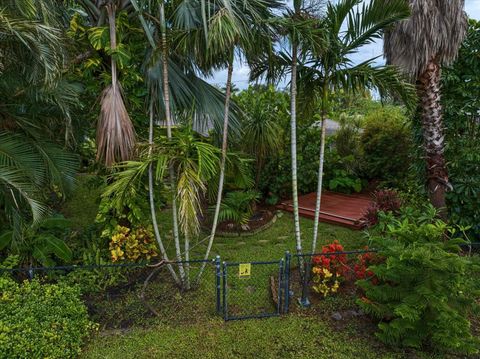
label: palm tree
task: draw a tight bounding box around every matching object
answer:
[384,0,467,214]
[187,0,282,280]
[250,1,326,260]
[74,0,245,287]
[0,0,79,238]
[95,1,136,167]
[102,127,223,286]
[298,0,415,254]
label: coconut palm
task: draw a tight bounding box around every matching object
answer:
[384,0,467,214]
[298,0,415,254]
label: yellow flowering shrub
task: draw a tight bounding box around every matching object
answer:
[312,267,340,297]
[109,225,159,262]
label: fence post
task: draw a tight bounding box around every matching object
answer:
[28,266,34,281]
[277,259,284,315]
[222,262,227,321]
[215,255,221,313]
[284,251,291,313]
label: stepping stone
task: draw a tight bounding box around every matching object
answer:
[258,240,269,244]
[237,241,246,245]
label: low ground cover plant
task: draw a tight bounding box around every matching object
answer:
[0,277,96,358]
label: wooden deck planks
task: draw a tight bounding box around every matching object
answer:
[278,191,373,230]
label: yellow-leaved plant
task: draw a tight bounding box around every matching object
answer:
[109,225,158,262]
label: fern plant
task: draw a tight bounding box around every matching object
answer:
[357,206,480,354]
[214,190,260,226]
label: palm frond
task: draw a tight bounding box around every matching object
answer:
[384,0,468,77]
[0,2,64,85]
[96,84,136,167]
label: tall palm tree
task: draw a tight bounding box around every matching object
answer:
[74,0,245,287]
[250,1,326,260]
[188,0,282,280]
[384,0,467,214]
[299,0,414,254]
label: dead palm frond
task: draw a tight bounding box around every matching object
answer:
[384,0,468,77]
[96,1,135,167]
[96,84,135,167]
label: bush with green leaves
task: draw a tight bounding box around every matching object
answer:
[0,215,73,267]
[357,206,480,354]
[360,107,413,185]
[259,124,323,201]
[0,277,97,358]
[442,19,480,239]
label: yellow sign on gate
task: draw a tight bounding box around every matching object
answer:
[239,263,251,278]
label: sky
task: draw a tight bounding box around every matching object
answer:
[209,0,480,90]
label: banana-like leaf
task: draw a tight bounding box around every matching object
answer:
[44,235,73,262]
[0,231,13,251]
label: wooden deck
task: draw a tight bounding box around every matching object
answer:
[278,191,373,230]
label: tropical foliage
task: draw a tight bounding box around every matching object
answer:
[0,0,479,357]
[0,277,96,359]
[443,19,480,237]
[358,207,480,354]
[0,0,79,242]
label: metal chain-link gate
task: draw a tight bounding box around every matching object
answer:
[216,254,292,321]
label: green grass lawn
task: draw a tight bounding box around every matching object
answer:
[82,317,414,359]
[63,176,447,359]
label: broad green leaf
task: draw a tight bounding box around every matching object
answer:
[0,231,13,251]
[32,245,50,266]
[40,216,71,230]
[87,27,109,50]
[44,235,73,262]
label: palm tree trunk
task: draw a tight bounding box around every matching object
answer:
[196,52,234,283]
[290,43,302,258]
[160,1,186,286]
[148,104,179,284]
[418,59,449,217]
[311,86,328,254]
[184,232,190,290]
[311,118,326,253]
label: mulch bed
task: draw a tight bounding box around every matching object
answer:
[202,207,276,237]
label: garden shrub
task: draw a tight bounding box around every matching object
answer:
[312,241,346,297]
[362,189,403,226]
[0,278,96,358]
[360,107,413,184]
[357,207,480,354]
[312,242,378,298]
[442,20,480,239]
[109,225,158,262]
[259,124,322,201]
